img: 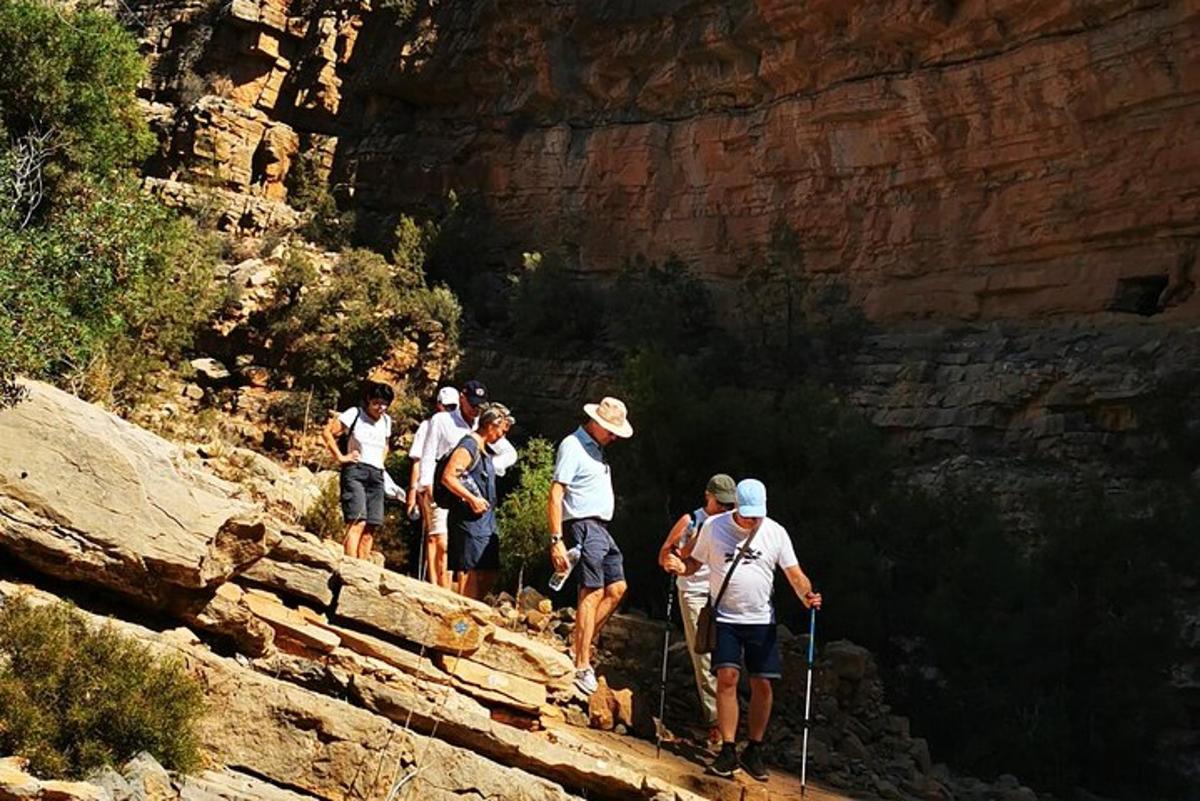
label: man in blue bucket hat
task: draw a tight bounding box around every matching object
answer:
[666,478,822,782]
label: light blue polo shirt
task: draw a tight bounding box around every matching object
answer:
[552,426,614,522]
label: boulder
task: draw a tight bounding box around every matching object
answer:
[0,381,272,605]
[189,358,231,383]
[824,640,871,682]
[118,753,173,801]
[470,625,574,689]
[0,757,111,801]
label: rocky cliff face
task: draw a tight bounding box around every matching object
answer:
[342,0,1200,322]
[131,0,1200,322]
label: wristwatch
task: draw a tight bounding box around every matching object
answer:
[549,534,562,546]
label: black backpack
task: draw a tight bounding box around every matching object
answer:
[336,409,361,457]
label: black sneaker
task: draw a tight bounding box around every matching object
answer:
[740,742,769,782]
[710,743,740,778]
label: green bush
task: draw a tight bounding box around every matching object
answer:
[0,0,153,192]
[261,244,460,404]
[608,257,714,356]
[507,251,607,350]
[0,596,205,778]
[299,474,343,542]
[0,0,219,408]
[0,175,220,408]
[496,437,555,590]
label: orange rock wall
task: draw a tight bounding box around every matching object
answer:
[346,0,1200,321]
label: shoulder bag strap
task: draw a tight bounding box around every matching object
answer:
[710,525,762,612]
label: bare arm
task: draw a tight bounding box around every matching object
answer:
[321,415,356,465]
[442,445,488,514]
[548,481,568,572]
[407,457,420,510]
[658,514,691,570]
[782,564,822,609]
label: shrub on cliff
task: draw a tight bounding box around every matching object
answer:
[507,251,607,351]
[496,437,556,591]
[262,244,460,405]
[0,0,153,201]
[0,597,205,778]
[0,0,218,408]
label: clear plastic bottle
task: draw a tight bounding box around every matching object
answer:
[548,545,581,592]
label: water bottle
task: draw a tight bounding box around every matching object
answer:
[548,546,581,592]
[460,472,482,500]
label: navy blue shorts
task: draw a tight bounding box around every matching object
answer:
[567,518,624,589]
[712,622,782,679]
[340,463,384,526]
[448,526,500,572]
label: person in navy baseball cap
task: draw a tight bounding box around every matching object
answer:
[460,380,488,413]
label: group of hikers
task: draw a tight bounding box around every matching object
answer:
[322,380,823,782]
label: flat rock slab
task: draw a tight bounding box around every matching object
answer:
[335,560,495,652]
[434,653,547,712]
[0,756,111,801]
[0,381,270,602]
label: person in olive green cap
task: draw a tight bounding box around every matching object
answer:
[657,473,737,748]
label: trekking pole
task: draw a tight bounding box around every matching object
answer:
[800,606,817,797]
[416,529,426,582]
[656,573,676,758]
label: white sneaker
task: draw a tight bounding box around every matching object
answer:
[575,666,598,695]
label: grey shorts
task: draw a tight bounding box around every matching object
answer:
[567,518,624,589]
[340,463,384,526]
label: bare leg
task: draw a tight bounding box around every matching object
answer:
[747,677,773,741]
[455,570,471,597]
[472,569,498,601]
[357,527,376,560]
[426,535,449,588]
[590,580,626,646]
[574,586,604,669]
[343,520,366,557]
[716,668,740,743]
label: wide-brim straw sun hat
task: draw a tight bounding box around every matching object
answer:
[584,396,633,438]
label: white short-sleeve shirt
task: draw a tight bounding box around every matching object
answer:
[417,409,517,489]
[689,512,798,625]
[338,407,392,469]
[677,507,711,596]
[409,419,431,460]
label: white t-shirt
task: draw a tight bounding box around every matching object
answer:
[678,507,711,596]
[408,419,431,460]
[338,407,392,469]
[690,512,798,625]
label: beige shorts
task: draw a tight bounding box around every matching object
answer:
[426,505,449,538]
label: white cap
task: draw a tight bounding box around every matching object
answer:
[437,386,459,406]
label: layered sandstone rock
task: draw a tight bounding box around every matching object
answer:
[1,382,822,800]
[340,0,1200,322]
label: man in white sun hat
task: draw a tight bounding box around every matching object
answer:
[548,396,633,695]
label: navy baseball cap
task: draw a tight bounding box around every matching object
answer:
[461,380,488,406]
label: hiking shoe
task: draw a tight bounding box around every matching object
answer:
[574,666,598,695]
[710,743,740,778]
[740,742,769,782]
